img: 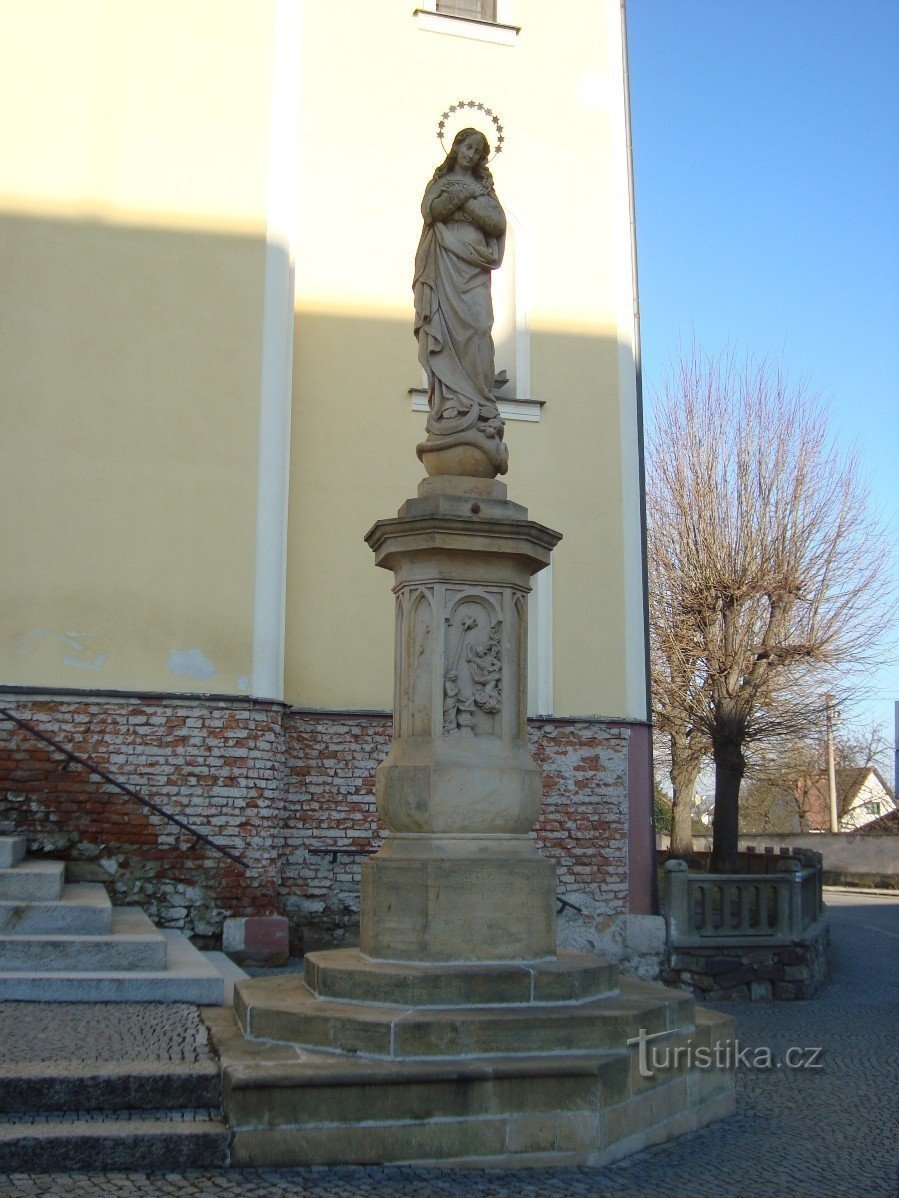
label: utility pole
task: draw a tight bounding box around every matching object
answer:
[825,693,839,833]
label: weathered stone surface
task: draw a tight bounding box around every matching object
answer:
[206,1000,736,1168]
[0,1115,230,1172]
[0,860,64,902]
[304,946,617,1008]
[365,492,560,840]
[360,837,556,962]
[0,929,230,1003]
[0,907,166,971]
[222,916,289,967]
[0,837,26,870]
[231,1116,509,1169]
[234,972,694,1062]
[0,1061,221,1115]
[663,917,830,1002]
[716,966,756,989]
[0,884,112,936]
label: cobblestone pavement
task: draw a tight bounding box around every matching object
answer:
[0,1003,210,1066]
[1,893,896,1198]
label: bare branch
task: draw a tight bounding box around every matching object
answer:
[646,344,897,869]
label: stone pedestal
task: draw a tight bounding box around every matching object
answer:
[360,834,556,962]
[212,476,736,1166]
[360,476,560,963]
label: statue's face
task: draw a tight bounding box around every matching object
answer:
[456,133,485,171]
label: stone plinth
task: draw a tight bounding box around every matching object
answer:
[215,476,736,1165]
[360,834,556,962]
[361,477,561,965]
[207,982,736,1168]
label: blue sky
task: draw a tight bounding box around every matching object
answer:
[626,0,899,777]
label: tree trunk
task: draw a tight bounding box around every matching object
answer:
[669,758,700,857]
[710,737,745,872]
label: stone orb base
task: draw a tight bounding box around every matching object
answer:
[418,441,504,478]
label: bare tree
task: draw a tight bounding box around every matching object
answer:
[648,592,709,855]
[646,346,894,871]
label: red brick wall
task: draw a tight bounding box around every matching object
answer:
[0,698,284,943]
[0,696,632,950]
[281,712,390,951]
[531,720,630,940]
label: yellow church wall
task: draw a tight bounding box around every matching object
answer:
[1,1,646,719]
[285,0,643,719]
[0,1,276,693]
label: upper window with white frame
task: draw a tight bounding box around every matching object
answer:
[436,0,497,20]
[414,1,518,45]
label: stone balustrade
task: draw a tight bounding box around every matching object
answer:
[659,855,828,1002]
[663,856,823,949]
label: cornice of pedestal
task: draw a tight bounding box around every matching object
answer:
[365,508,562,579]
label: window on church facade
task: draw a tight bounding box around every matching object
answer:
[436,0,497,21]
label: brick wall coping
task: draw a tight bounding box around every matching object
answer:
[0,686,291,711]
[0,687,651,729]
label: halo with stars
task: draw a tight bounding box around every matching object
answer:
[437,101,505,160]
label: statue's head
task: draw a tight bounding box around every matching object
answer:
[438,128,491,180]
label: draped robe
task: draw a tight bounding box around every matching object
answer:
[413,176,506,442]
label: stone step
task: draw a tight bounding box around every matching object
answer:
[0,1060,222,1115]
[0,859,64,902]
[0,906,166,972]
[205,1001,736,1168]
[304,946,619,1008]
[235,974,695,1060]
[0,930,230,1003]
[0,1109,230,1172]
[0,883,113,936]
[0,837,26,870]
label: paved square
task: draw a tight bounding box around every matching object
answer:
[1,892,896,1197]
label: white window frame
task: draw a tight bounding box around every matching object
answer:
[413,2,519,47]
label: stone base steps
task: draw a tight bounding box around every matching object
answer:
[0,884,112,936]
[0,1109,230,1171]
[0,1059,222,1114]
[235,969,692,1060]
[0,859,65,902]
[0,906,166,971]
[0,999,232,1172]
[0,836,26,869]
[205,1002,737,1167]
[0,929,230,1003]
[0,837,236,1004]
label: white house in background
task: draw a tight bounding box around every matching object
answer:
[691,792,715,830]
[798,767,897,833]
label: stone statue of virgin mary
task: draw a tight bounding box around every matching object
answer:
[413,128,509,477]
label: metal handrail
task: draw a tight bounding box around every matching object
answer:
[0,707,249,869]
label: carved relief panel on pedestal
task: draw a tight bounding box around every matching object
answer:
[443,589,504,738]
[393,582,528,743]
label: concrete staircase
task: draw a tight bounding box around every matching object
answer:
[0,835,229,1003]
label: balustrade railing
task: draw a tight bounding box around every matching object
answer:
[663,856,823,948]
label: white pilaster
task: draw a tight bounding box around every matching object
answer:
[251,0,302,699]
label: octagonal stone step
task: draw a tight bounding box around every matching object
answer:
[303,947,619,1008]
[235,973,694,1060]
